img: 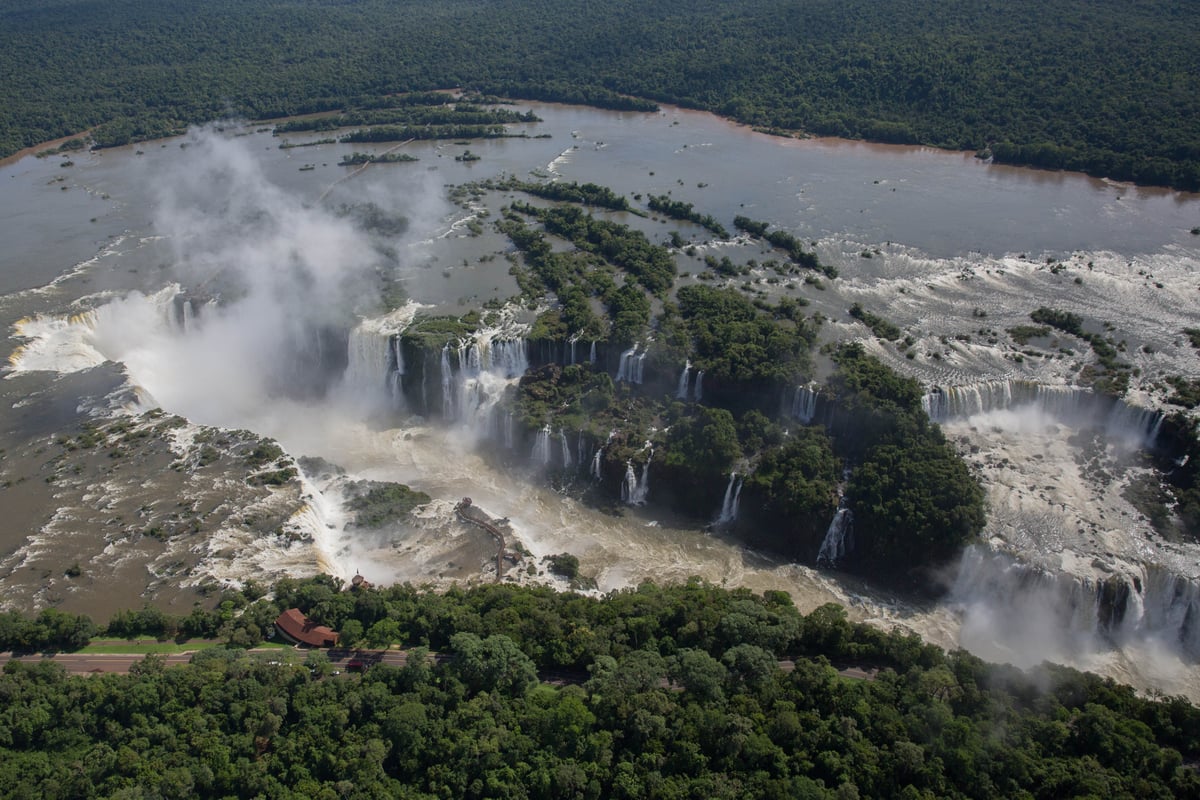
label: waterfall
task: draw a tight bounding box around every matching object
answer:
[342,317,414,409]
[950,545,1200,663]
[715,472,743,524]
[531,425,553,466]
[338,304,425,408]
[389,337,405,402]
[181,299,194,332]
[617,344,648,384]
[676,360,692,400]
[169,293,204,334]
[816,508,853,567]
[420,354,429,415]
[621,449,652,505]
[569,334,580,366]
[559,429,572,468]
[457,340,526,431]
[458,336,528,379]
[922,379,1166,445]
[589,341,597,364]
[439,324,530,431]
[789,384,818,424]
[504,412,515,449]
[694,370,704,402]
[1105,403,1165,446]
[591,430,615,480]
[620,462,637,502]
[343,323,392,396]
[576,430,587,469]
[440,344,455,419]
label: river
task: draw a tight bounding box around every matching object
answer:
[2,101,1199,698]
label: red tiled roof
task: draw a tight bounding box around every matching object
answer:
[275,608,339,647]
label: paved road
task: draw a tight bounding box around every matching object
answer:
[0,651,196,674]
[1,649,875,681]
[0,647,448,676]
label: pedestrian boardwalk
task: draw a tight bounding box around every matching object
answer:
[454,497,510,581]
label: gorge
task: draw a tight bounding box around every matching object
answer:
[2,98,1199,699]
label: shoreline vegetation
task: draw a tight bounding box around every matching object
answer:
[1,0,1198,190]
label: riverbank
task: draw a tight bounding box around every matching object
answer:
[0,129,93,169]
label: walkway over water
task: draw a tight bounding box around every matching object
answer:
[454,497,512,582]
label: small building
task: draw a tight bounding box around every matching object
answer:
[274,608,339,648]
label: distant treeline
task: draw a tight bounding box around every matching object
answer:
[1,0,1198,189]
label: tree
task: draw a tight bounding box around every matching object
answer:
[449,632,538,695]
[670,648,727,702]
[366,618,403,648]
[339,619,364,648]
[663,407,741,480]
[847,439,986,574]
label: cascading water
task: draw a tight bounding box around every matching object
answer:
[1106,402,1165,446]
[589,341,597,364]
[921,379,1164,445]
[816,508,853,567]
[344,324,392,397]
[559,429,572,469]
[694,370,703,402]
[340,304,422,408]
[620,447,652,505]
[591,430,616,480]
[619,462,646,504]
[389,337,405,402]
[420,354,429,415]
[715,472,743,524]
[11,114,1200,704]
[531,425,553,466]
[438,318,531,436]
[440,344,455,419]
[951,545,1200,664]
[568,334,580,366]
[676,360,691,400]
[617,344,638,383]
[617,344,647,384]
[789,384,819,424]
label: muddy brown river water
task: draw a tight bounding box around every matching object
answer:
[2,102,1199,697]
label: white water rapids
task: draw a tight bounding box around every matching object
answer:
[3,118,1200,700]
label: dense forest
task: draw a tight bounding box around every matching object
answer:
[2,0,1198,188]
[3,578,1200,798]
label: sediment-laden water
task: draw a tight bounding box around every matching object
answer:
[2,103,1199,697]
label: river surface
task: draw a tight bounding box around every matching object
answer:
[2,102,1199,697]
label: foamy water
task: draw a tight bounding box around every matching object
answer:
[3,112,1200,699]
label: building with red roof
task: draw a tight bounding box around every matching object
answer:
[274,608,339,647]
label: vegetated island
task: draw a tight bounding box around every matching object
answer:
[385,178,991,587]
[2,576,1200,799]
[339,152,419,166]
[1,0,1198,189]
[359,177,1200,584]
